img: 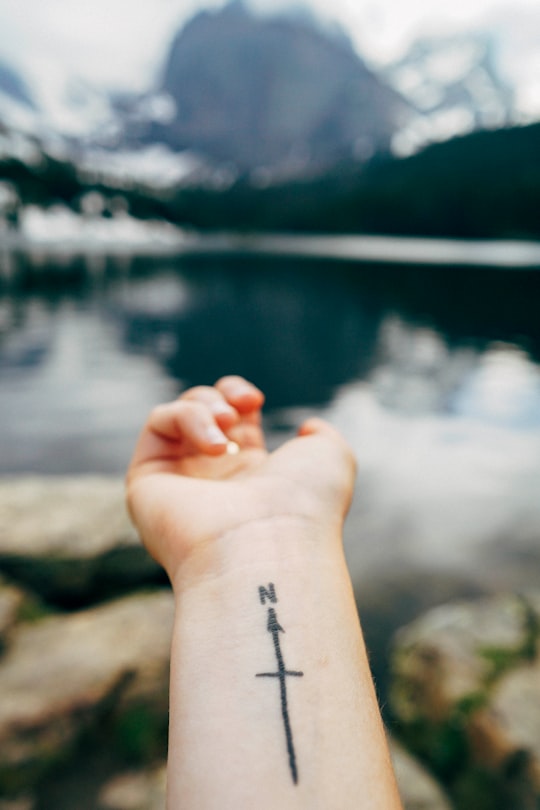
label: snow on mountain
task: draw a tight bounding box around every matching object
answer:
[76,144,210,191]
[9,55,118,140]
[0,4,538,185]
[13,204,190,251]
[383,32,516,156]
[0,61,33,107]
[0,55,122,176]
[0,60,40,137]
[477,4,540,121]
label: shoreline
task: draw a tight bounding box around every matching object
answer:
[2,223,540,268]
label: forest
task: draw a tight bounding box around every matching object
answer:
[1,120,539,240]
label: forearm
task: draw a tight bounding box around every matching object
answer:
[167,518,402,809]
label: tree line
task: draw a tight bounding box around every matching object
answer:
[2,121,539,239]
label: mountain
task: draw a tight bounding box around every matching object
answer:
[0,59,38,138]
[383,32,516,155]
[136,1,410,176]
[0,61,34,109]
[0,4,532,183]
[0,57,119,174]
[1,1,538,224]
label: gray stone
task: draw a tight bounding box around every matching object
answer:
[98,766,166,810]
[390,592,540,806]
[0,477,163,602]
[391,594,528,723]
[0,800,35,810]
[390,739,452,810]
[486,660,540,780]
[0,590,174,794]
[0,582,25,650]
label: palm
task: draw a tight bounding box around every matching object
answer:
[126,377,355,581]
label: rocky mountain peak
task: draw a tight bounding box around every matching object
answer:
[0,60,34,109]
[384,31,516,155]
[146,3,409,175]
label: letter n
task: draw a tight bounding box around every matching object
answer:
[259,583,277,605]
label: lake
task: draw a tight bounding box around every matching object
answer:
[2,244,540,674]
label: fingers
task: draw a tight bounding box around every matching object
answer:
[182,378,264,420]
[214,376,265,449]
[130,377,266,470]
[298,417,358,478]
[181,385,239,430]
[149,399,230,455]
[182,378,265,449]
[215,376,265,415]
[298,417,346,443]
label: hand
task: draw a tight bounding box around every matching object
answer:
[126,376,356,586]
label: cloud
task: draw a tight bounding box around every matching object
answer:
[0,0,203,90]
[0,0,538,102]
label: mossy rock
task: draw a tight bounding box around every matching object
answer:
[390,593,540,809]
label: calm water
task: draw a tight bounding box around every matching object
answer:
[2,248,540,612]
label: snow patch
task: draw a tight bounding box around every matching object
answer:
[18,205,188,250]
[76,145,203,191]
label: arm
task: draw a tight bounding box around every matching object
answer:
[126,376,402,809]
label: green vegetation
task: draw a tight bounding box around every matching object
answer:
[113,704,168,764]
[480,598,540,685]
[391,596,540,810]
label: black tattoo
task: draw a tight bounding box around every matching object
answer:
[256,583,304,785]
[259,583,277,605]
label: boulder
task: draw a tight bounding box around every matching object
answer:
[390,592,540,808]
[0,590,174,796]
[0,800,35,810]
[390,739,453,810]
[98,766,166,810]
[0,478,164,604]
[0,581,26,650]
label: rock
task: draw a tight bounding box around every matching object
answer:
[391,594,527,724]
[0,581,25,650]
[390,592,540,808]
[352,568,488,707]
[98,765,166,810]
[390,739,453,810]
[0,478,164,604]
[485,660,540,778]
[0,590,174,796]
[0,800,35,810]
[153,4,407,173]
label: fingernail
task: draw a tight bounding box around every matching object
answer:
[233,385,260,404]
[206,425,227,445]
[211,401,235,416]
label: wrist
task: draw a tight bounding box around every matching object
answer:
[165,514,381,810]
[169,514,346,597]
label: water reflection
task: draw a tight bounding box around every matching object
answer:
[370,316,478,415]
[0,294,177,473]
[1,252,540,594]
[365,316,540,430]
[114,258,382,410]
[2,248,540,703]
[451,346,540,429]
[2,253,540,472]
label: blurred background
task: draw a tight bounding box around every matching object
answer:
[1,1,540,808]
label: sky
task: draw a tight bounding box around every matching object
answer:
[0,0,539,114]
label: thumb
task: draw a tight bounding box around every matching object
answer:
[264,417,357,521]
[298,416,348,443]
[298,416,357,482]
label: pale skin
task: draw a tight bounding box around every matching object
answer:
[126,375,403,809]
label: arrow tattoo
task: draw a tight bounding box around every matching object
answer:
[256,584,304,785]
